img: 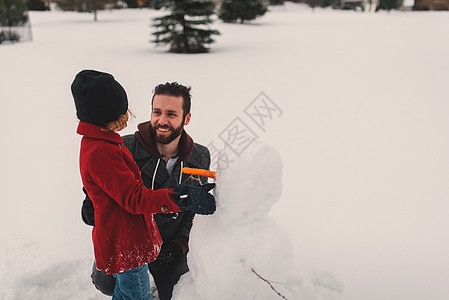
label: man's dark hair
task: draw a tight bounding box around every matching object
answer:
[152,82,191,118]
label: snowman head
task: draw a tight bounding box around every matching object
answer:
[215,140,283,224]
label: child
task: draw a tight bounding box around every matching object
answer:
[72,70,215,299]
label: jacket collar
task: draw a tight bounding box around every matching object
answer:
[77,121,124,145]
[134,121,194,162]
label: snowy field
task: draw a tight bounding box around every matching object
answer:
[1,2,449,299]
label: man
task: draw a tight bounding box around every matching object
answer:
[82,82,211,300]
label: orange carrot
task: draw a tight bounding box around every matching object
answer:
[182,167,216,179]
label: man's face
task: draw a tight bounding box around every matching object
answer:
[150,94,191,145]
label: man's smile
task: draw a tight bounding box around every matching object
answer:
[157,126,171,133]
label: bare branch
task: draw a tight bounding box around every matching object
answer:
[251,267,289,300]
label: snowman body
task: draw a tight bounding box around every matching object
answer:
[173,141,295,299]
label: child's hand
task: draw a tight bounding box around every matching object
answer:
[173,183,216,215]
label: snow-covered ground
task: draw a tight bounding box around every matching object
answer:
[1,3,448,299]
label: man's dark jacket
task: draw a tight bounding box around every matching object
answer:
[82,120,211,256]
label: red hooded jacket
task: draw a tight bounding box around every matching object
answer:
[77,121,181,274]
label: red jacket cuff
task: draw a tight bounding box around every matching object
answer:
[156,188,181,214]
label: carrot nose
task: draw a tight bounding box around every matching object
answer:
[181,167,216,179]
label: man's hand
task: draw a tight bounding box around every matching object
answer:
[173,183,216,215]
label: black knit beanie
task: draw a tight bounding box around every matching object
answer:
[71,70,128,126]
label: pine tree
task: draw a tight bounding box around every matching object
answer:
[219,0,267,24]
[152,0,220,53]
[0,0,28,26]
[27,0,50,10]
[269,0,284,5]
[376,0,403,10]
[0,0,28,42]
[54,0,114,21]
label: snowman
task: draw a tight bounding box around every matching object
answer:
[172,140,299,299]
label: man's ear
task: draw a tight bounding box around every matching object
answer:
[184,112,191,126]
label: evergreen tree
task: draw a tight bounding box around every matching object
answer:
[219,0,267,23]
[152,0,219,53]
[0,0,28,42]
[148,0,163,9]
[123,0,139,8]
[26,0,49,10]
[304,0,320,10]
[54,0,115,21]
[0,0,28,27]
[304,0,333,9]
[376,0,403,10]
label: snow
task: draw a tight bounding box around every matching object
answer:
[173,140,342,299]
[1,3,449,299]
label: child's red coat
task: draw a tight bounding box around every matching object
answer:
[77,121,181,274]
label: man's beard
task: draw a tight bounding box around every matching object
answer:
[149,122,184,145]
